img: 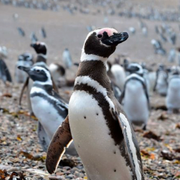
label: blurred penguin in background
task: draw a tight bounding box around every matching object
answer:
[0,46,12,85]
[166,66,180,113]
[62,48,73,69]
[49,63,66,87]
[15,53,34,83]
[110,59,126,91]
[153,64,169,96]
[120,63,150,130]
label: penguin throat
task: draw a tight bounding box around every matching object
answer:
[33,79,52,86]
[38,54,47,60]
[80,49,108,62]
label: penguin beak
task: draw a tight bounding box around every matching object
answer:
[101,32,129,46]
[18,66,30,74]
[30,43,35,48]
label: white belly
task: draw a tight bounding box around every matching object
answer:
[166,78,180,109]
[69,91,132,180]
[15,67,28,83]
[31,96,64,139]
[156,77,168,95]
[123,81,149,125]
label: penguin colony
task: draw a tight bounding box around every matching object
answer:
[1,24,180,179]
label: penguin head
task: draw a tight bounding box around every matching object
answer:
[30,41,47,55]
[23,53,33,62]
[17,53,33,67]
[81,28,129,61]
[169,66,180,76]
[18,65,52,85]
[126,63,144,76]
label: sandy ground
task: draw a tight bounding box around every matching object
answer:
[0,2,180,180]
[0,3,180,74]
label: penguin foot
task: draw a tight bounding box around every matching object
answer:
[142,124,147,131]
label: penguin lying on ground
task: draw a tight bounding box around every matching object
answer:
[46,28,144,180]
[120,63,150,130]
[15,52,34,83]
[166,66,180,113]
[18,64,77,156]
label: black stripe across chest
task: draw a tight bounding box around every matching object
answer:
[30,92,67,119]
[74,61,124,146]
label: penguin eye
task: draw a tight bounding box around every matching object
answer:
[97,34,103,39]
[36,69,41,73]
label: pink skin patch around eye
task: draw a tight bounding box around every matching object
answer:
[98,28,118,37]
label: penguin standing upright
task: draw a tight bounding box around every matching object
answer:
[0,47,12,85]
[19,42,48,113]
[111,63,126,91]
[46,28,144,180]
[153,64,169,96]
[166,66,180,113]
[62,48,73,69]
[19,41,59,113]
[18,64,77,155]
[0,59,12,85]
[120,63,150,130]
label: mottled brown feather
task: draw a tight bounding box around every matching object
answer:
[46,116,72,174]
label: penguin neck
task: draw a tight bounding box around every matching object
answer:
[36,54,47,63]
[80,49,108,62]
[76,58,112,92]
[33,81,53,89]
[31,82,53,94]
[126,73,145,84]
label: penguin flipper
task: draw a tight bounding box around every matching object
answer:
[119,83,126,104]
[46,116,72,174]
[0,59,12,83]
[37,122,51,152]
[142,81,150,109]
[19,77,29,106]
[112,110,143,179]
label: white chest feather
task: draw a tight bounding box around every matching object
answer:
[166,78,180,109]
[156,73,168,95]
[69,90,132,180]
[123,80,149,123]
[30,95,64,139]
[111,64,126,90]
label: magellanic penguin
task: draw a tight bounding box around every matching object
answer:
[19,41,58,114]
[18,64,77,156]
[0,47,12,85]
[110,62,126,91]
[62,48,73,69]
[15,53,34,83]
[49,63,66,87]
[46,28,144,180]
[166,66,180,113]
[120,63,150,130]
[106,61,122,101]
[153,64,169,96]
